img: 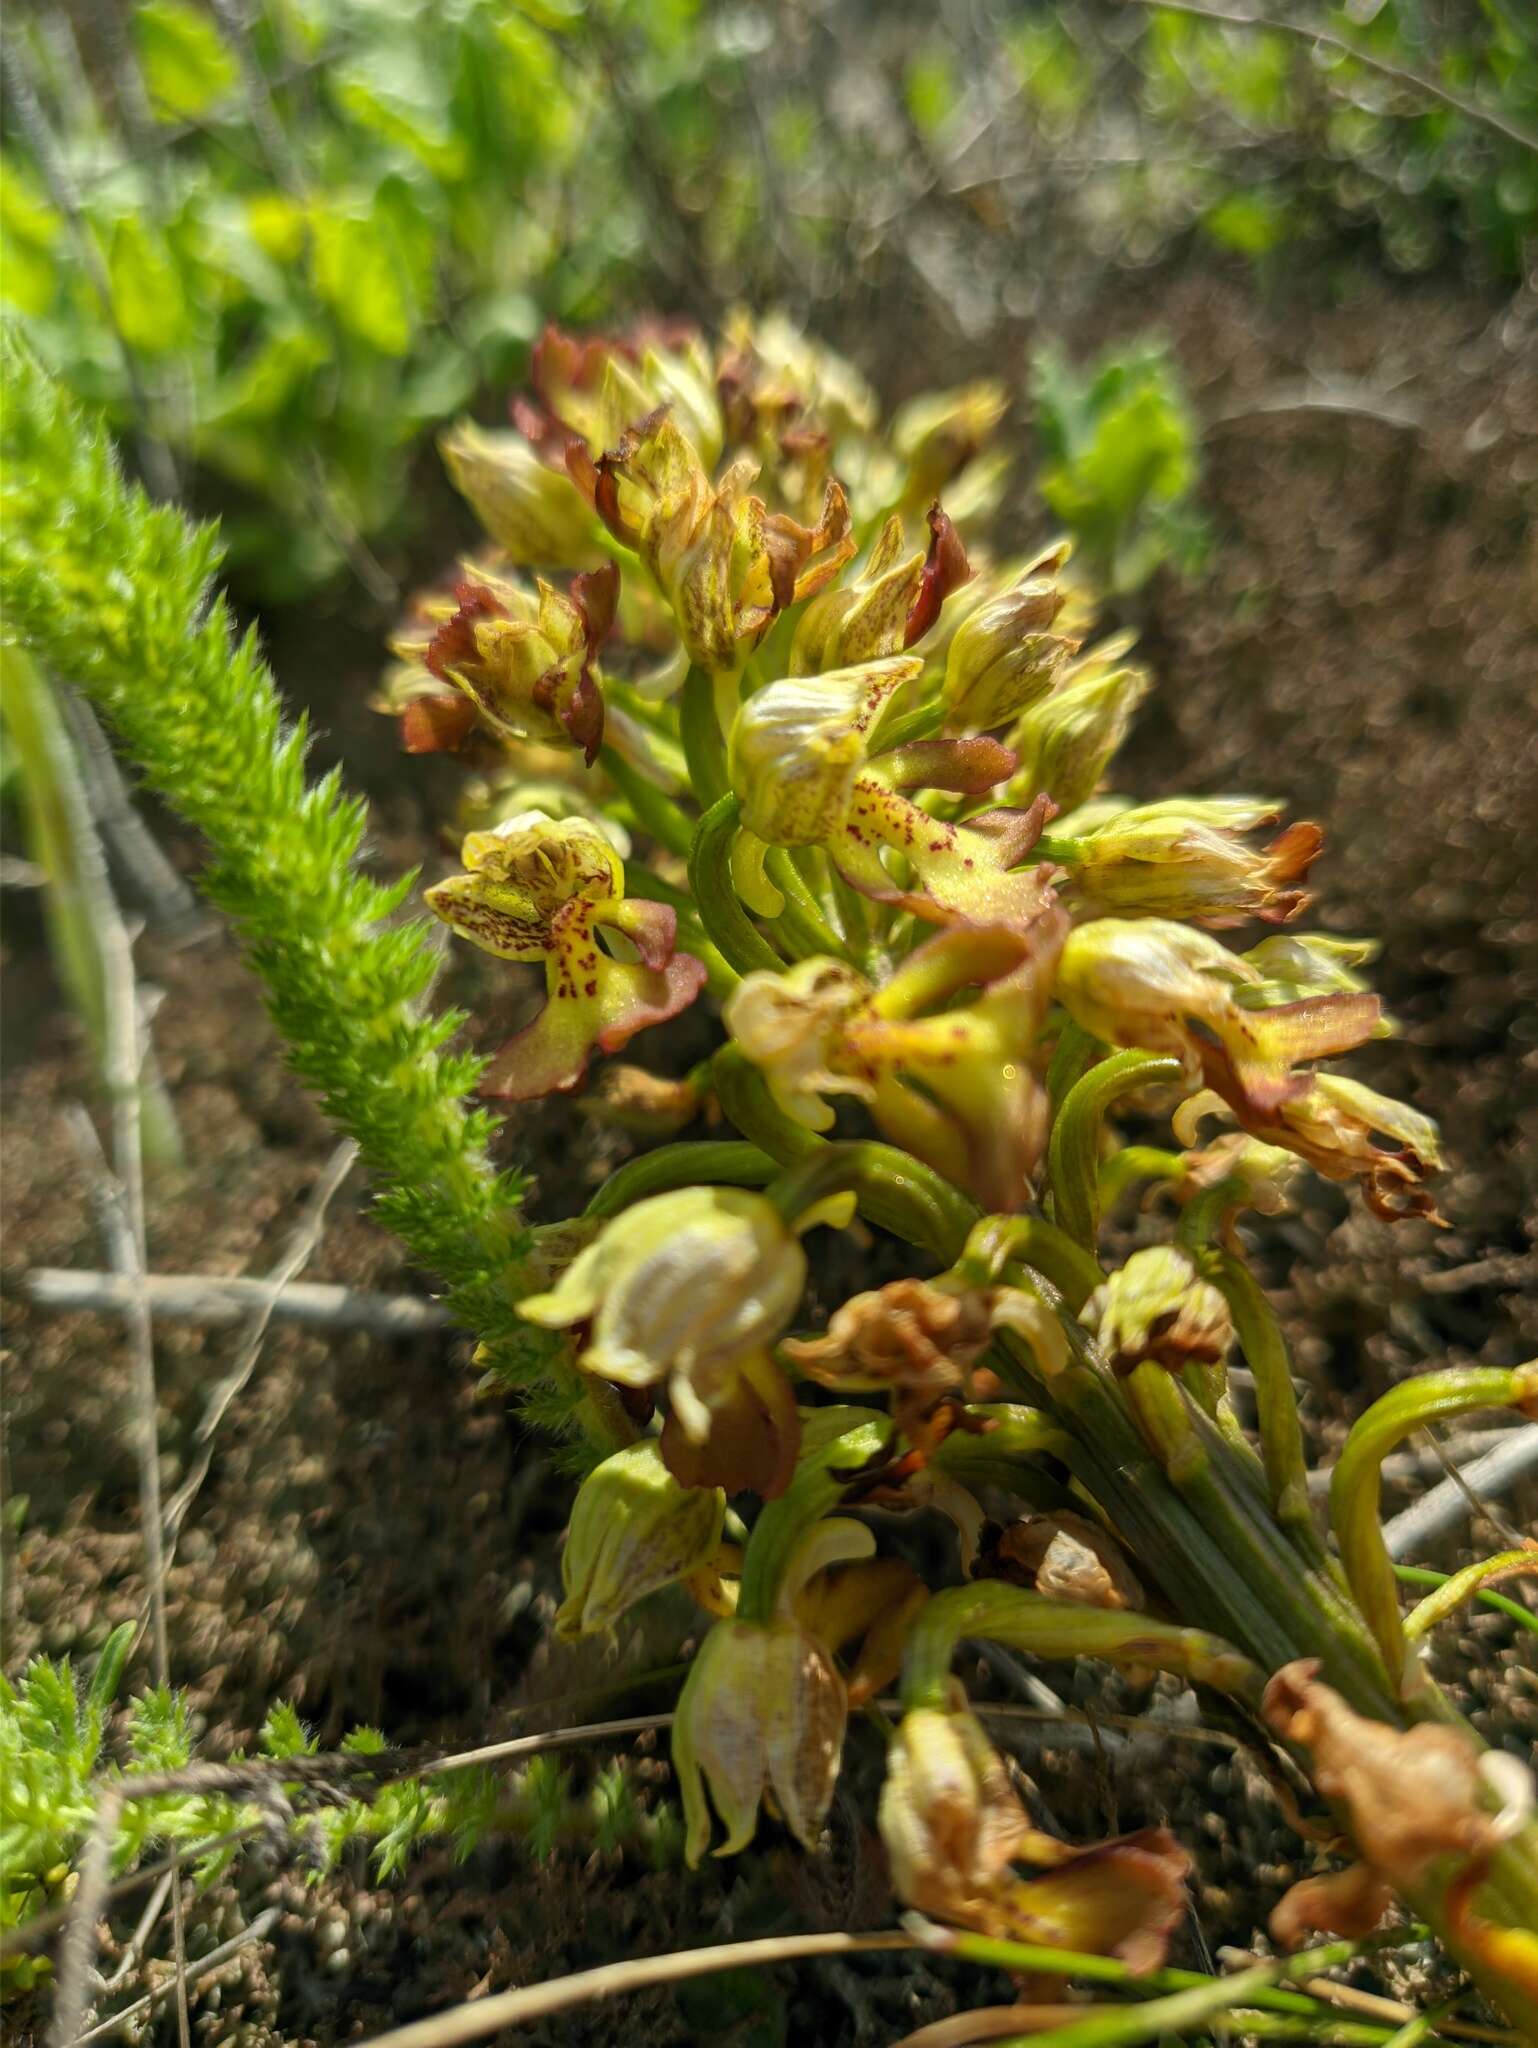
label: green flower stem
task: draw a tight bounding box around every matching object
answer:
[931,1927,1422,2038]
[829,862,883,976]
[583,1140,779,1218]
[620,863,735,997]
[1211,1252,1321,1562]
[957,1213,1105,1311]
[1375,2005,1459,2048]
[600,745,695,861]
[1046,1016,1103,1112]
[1395,1561,1538,1637]
[932,1939,1414,2047]
[1125,1360,1209,1484]
[898,1580,1263,1716]
[714,1046,978,1258]
[1401,1551,1538,1641]
[1329,1363,1538,1687]
[975,1968,1323,2048]
[736,1414,892,1625]
[1023,1313,1396,1706]
[1033,833,1086,864]
[763,846,854,962]
[1097,1143,1185,1210]
[1047,1048,1183,1252]
[872,699,946,754]
[1197,1411,1398,1698]
[1174,1173,1250,1256]
[679,662,730,809]
[687,793,784,979]
[1173,1397,1398,1709]
[930,1404,1078,1507]
[981,1325,1310,1679]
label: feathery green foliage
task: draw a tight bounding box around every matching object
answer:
[1,1642,672,1987]
[0,335,606,1461]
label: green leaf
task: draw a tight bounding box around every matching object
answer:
[0,159,61,317]
[1204,187,1290,258]
[106,215,190,353]
[200,325,328,435]
[126,1686,193,1772]
[245,190,309,266]
[905,49,958,138]
[133,0,238,121]
[85,1624,137,1716]
[329,55,467,180]
[260,1701,317,1759]
[308,205,415,355]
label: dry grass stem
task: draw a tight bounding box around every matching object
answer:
[72,1909,280,2048]
[355,1931,917,2048]
[161,1139,359,1553]
[1383,1427,1538,1557]
[26,1268,454,1338]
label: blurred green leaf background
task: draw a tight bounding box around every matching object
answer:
[2,0,1531,598]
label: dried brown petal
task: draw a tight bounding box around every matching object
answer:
[1263,1660,1490,1887]
[783,1278,995,1396]
[988,1513,1145,1612]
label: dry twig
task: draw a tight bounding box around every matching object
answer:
[1383,1426,1538,1559]
[161,1140,359,1553]
[74,1909,280,2048]
[355,1931,917,2048]
[27,1268,453,1338]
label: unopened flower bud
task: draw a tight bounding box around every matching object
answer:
[556,1440,725,1640]
[411,562,617,763]
[790,515,925,674]
[1085,1247,1232,1375]
[890,380,1009,508]
[439,420,603,567]
[1009,644,1150,812]
[942,543,1073,732]
[595,412,853,673]
[728,658,921,845]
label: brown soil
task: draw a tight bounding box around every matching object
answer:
[3,256,1536,2044]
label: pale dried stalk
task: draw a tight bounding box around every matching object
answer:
[27,1268,452,1338]
[161,1140,358,1551]
[356,1932,917,2048]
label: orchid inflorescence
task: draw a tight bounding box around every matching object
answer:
[382,315,1538,2016]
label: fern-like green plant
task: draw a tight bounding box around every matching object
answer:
[1,1639,672,1994]
[0,334,614,1461]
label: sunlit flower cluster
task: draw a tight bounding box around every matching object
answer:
[366,314,1513,1996]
